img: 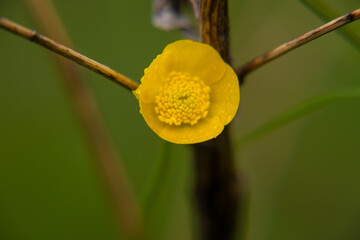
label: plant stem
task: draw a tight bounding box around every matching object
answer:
[236,8,360,82]
[23,0,143,238]
[141,141,172,215]
[193,1,241,239]
[0,17,138,91]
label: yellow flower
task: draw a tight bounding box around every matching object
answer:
[134,40,240,144]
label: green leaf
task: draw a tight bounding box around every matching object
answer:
[235,87,360,149]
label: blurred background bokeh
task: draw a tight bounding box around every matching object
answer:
[0,1,360,239]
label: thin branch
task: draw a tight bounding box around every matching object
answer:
[0,17,139,91]
[236,8,360,82]
[300,0,360,49]
[22,0,143,238]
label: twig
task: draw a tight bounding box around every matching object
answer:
[23,0,143,238]
[236,8,360,82]
[0,17,139,91]
[300,0,360,49]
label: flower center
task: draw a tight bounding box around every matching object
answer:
[155,71,211,126]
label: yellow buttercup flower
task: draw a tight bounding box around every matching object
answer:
[134,40,240,144]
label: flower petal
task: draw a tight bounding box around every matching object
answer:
[139,53,175,103]
[139,40,227,103]
[135,40,240,144]
[159,116,224,144]
[140,101,224,144]
[162,40,226,85]
[208,64,240,125]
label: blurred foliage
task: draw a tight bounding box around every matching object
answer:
[236,87,360,149]
[0,1,360,240]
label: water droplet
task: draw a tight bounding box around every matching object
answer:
[227,115,233,122]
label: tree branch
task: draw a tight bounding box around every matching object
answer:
[0,17,139,91]
[236,8,360,83]
[199,0,230,62]
[193,1,241,240]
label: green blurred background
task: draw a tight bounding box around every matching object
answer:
[0,0,360,239]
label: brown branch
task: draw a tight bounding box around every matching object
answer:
[22,0,143,238]
[193,1,241,240]
[199,0,230,62]
[236,8,360,83]
[0,17,139,91]
[300,0,360,49]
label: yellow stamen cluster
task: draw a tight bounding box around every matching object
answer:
[155,71,211,126]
